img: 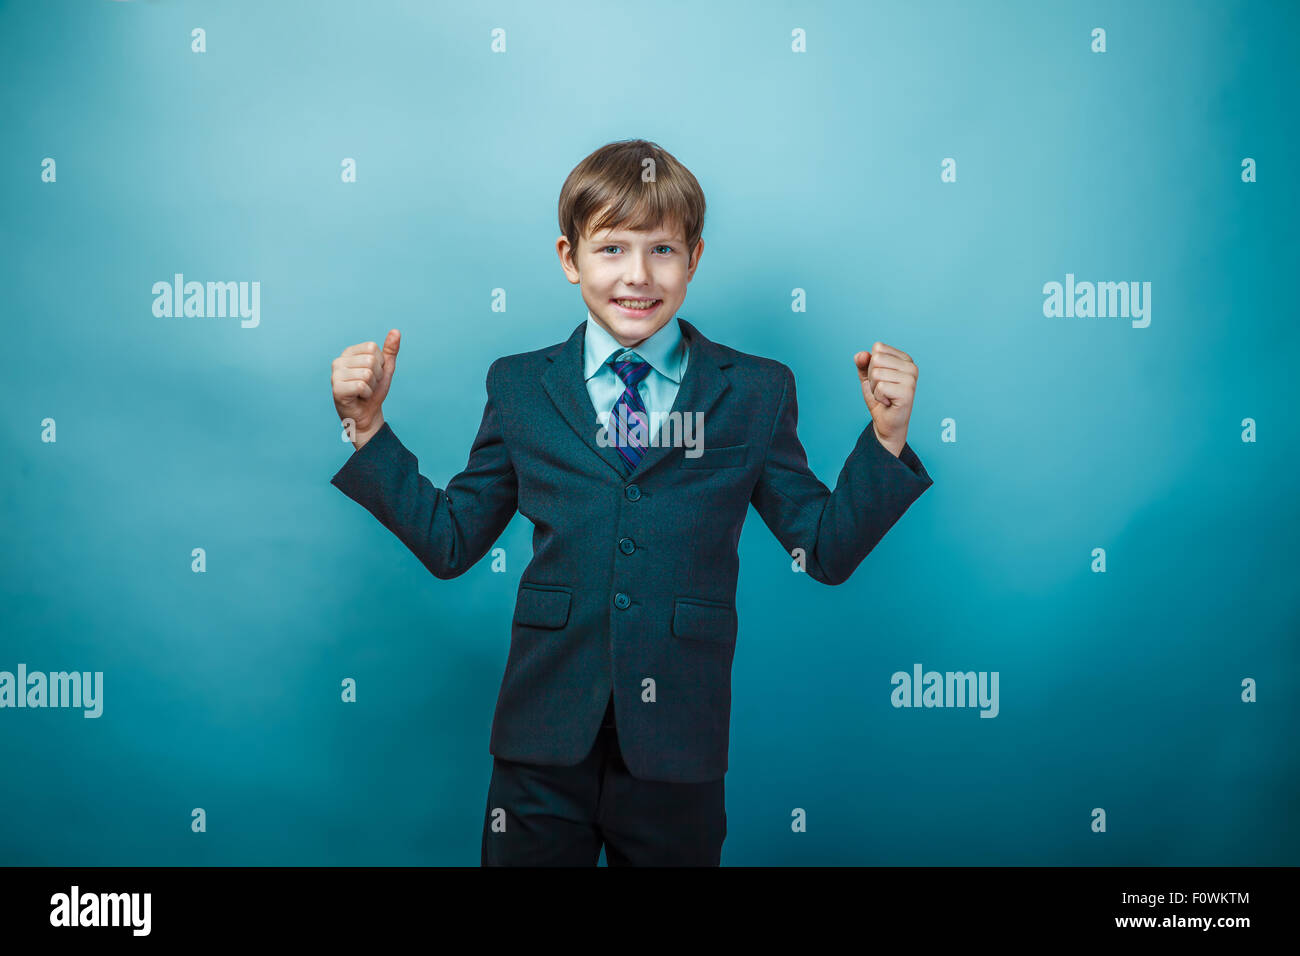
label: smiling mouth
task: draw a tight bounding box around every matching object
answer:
[611,298,661,310]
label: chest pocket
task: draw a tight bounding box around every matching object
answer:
[679,442,748,469]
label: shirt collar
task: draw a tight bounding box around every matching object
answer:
[582,310,687,383]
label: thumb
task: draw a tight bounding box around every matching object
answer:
[382,329,401,372]
[855,350,883,410]
[854,350,871,383]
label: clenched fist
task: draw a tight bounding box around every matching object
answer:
[332,329,400,448]
[855,342,917,458]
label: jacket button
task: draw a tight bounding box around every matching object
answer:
[614,592,630,609]
[625,484,641,501]
[618,537,635,555]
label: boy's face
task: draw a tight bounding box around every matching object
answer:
[557,214,704,349]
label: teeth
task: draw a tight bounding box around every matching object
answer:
[615,299,658,309]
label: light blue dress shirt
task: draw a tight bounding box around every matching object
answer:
[582,310,690,431]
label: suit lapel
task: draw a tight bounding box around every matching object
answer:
[540,316,733,481]
[540,321,628,478]
[630,318,730,479]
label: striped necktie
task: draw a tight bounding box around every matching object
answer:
[609,354,652,474]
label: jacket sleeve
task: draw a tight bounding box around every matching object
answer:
[749,364,934,585]
[329,359,518,579]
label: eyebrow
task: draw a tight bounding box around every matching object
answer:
[593,236,682,244]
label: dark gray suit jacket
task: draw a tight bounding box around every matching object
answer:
[330,317,934,783]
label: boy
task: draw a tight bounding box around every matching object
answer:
[329,139,934,866]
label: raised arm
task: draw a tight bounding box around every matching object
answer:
[330,340,518,579]
[749,361,933,586]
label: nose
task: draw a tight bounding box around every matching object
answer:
[623,252,651,286]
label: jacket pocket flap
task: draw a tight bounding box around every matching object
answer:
[513,585,572,629]
[672,597,737,644]
[680,442,748,469]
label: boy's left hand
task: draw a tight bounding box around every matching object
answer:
[855,343,917,457]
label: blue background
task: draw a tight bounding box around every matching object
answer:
[2,0,1296,865]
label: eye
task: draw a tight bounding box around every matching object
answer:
[654,245,674,254]
[602,245,621,254]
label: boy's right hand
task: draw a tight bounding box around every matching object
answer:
[332,329,400,446]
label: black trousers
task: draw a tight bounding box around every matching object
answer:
[481,693,726,866]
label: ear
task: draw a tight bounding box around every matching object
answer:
[687,238,705,277]
[556,235,581,284]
